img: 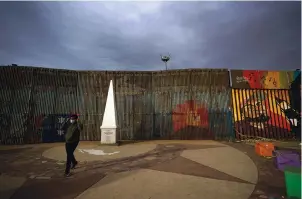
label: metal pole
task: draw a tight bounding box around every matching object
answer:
[165,62,167,71]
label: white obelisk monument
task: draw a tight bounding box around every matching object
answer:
[100,80,117,144]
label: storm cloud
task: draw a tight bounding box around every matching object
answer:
[0,1,300,71]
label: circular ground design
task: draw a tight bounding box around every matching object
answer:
[42,143,157,162]
[2,141,260,199]
[75,144,258,199]
[77,144,258,199]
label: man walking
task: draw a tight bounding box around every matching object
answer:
[62,114,82,177]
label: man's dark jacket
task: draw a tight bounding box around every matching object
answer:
[62,121,83,143]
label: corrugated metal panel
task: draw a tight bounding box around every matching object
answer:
[132,72,153,140]
[232,88,299,140]
[78,71,101,141]
[29,68,79,143]
[32,69,57,143]
[171,70,191,139]
[209,70,233,140]
[0,87,12,144]
[0,66,236,144]
[169,69,232,140]
[188,69,212,139]
[115,71,134,140]
[15,67,33,144]
[53,70,78,114]
[77,71,90,140]
[53,69,78,142]
[0,66,34,144]
[152,71,173,139]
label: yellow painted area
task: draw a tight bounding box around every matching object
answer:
[263,71,280,89]
[269,90,283,116]
[282,90,290,105]
[186,110,201,127]
[185,101,201,127]
[232,90,239,122]
[232,89,251,122]
[262,71,290,89]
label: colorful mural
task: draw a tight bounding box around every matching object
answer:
[232,89,300,139]
[171,99,233,140]
[172,100,210,139]
[172,100,209,131]
[231,70,291,89]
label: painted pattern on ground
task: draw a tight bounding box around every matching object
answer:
[0,142,289,199]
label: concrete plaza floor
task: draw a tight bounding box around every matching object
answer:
[0,140,290,199]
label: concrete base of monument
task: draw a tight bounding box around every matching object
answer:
[100,128,117,145]
[42,142,157,162]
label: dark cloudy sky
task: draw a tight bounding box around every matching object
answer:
[0,1,300,71]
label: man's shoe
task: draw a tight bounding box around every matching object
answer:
[64,172,71,177]
[71,161,78,169]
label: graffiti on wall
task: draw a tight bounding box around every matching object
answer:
[38,114,79,143]
[231,70,291,89]
[171,100,211,139]
[172,100,209,131]
[232,89,300,139]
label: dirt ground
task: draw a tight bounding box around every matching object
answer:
[0,141,299,199]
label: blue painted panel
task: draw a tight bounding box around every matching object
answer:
[41,114,70,143]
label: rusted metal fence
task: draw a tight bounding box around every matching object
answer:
[0,66,233,144]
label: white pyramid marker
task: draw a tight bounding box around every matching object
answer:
[100,80,117,144]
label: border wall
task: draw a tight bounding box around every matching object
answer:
[0,66,300,144]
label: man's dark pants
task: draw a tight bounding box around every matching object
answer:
[65,141,79,173]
